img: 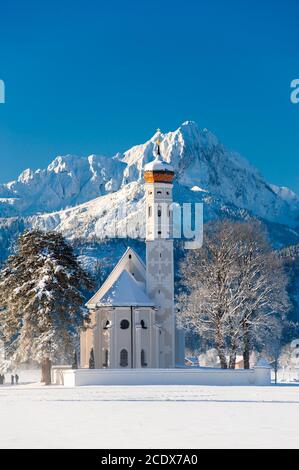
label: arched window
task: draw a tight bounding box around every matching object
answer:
[120,319,130,330]
[140,320,147,329]
[103,350,109,367]
[148,206,152,217]
[103,320,110,330]
[120,349,128,367]
[141,349,147,367]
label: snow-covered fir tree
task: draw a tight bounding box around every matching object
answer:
[0,230,93,383]
[177,220,290,369]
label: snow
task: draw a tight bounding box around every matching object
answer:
[270,184,299,204]
[98,269,154,307]
[0,121,299,262]
[23,182,146,242]
[0,121,297,226]
[144,155,174,173]
[0,370,299,449]
[191,185,208,192]
[0,154,126,216]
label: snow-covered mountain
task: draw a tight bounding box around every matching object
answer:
[0,154,126,216]
[120,121,299,226]
[1,121,298,224]
[0,121,298,262]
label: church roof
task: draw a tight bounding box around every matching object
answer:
[97,270,154,307]
[86,247,154,309]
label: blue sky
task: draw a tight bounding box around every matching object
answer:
[0,0,298,192]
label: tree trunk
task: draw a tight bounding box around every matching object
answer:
[41,358,52,385]
[216,348,227,369]
[229,332,237,369]
[243,325,250,369]
[229,353,236,369]
[216,327,227,369]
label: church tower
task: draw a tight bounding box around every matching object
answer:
[144,131,175,368]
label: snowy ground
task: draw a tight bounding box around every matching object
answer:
[1,370,299,449]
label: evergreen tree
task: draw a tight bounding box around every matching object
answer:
[0,230,93,383]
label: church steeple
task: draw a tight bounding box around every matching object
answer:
[144,129,175,368]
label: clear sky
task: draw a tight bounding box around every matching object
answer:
[0,0,298,192]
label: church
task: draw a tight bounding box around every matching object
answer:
[79,132,185,370]
[54,133,271,386]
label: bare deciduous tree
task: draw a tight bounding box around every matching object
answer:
[177,220,290,369]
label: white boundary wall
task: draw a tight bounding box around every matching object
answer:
[52,365,73,385]
[58,364,271,387]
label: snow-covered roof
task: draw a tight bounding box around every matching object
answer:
[86,247,151,309]
[97,270,154,307]
[144,155,174,173]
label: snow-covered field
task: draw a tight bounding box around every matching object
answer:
[0,369,299,449]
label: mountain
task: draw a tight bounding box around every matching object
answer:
[0,154,126,217]
[120,121,299,226]
[0,121,298,264]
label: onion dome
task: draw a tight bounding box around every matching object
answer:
[144,129,174,183]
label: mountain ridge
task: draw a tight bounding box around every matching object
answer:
[0,121,298,264]
[1,121,297,225]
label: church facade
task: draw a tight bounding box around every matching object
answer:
[80,134,185,370]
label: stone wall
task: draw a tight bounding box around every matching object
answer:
[58,364,271,387]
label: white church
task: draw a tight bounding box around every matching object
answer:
[80,133,185,370]
[54,132,271,386]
